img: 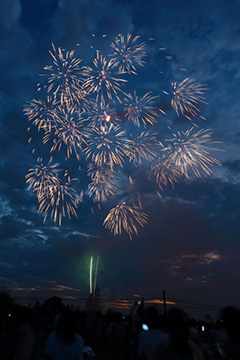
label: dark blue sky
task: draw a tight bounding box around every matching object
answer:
[0,0,240,316]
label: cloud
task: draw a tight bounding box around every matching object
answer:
[0,261,16,269]
[0,198,14,219]
[64,231,95,239]
[0,1,22,29]
[181,250,224,265]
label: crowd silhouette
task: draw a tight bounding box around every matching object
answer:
[0,291,239,360]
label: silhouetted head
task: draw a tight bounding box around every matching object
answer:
[168,308,189,334]
[220,306,240,344]
[146,306,160,329]
[55,311,76,346]
[167,308,192,358]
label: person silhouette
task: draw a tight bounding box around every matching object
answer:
[44,311,83,360]
[151,308,203,360]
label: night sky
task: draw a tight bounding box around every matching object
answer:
[0,0,240,317]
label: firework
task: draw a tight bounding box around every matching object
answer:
[103,202,148,239]
[61,81,90,113]
[89,255,100,296]
[82,51,127,102]
[89,256,93,294]
[43,106,88,160]
[162,128,221,177]
[38,173,82,226]
[26,157,61,195]
[24,97,60,131]
[126,131,159,166]
[88,163,118,203]
[93,254,99,298]
[24,35,222,238]
[124,91,158,126]
[87,162,115,180]
[110,33,147,74]
[86,96,119,127]
[151,155,182,191]
[171,78,207,120]
[42,43,82,96]
[84,123,130,168]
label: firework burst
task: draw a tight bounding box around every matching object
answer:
[103,202,148,239]
[42,43,82,96]
[88,164,118,203]
[171,78,207,120]
[24,97,60,131]
[61,81,90,113]
[84,123,130,168]
[24,35,222,238]
[43,106,88,160]
[110,33,147,74]
[126,131,159,166]
[162,127,221,177]
[86,96,119,127]
[87,162,115,180]
[38,173,83,226]
[26,157,61,195]
[124,91,158,126]
[82,51,127,102]
[151,154,182,191]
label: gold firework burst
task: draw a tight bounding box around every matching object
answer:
[110,33,147,74]
[82,51,127,102]
[43,106,88,160]
[38,173,83,226]
[26,157,61,195]
[88,164,118,203]
[162,128,221,177]
[103,202,148,239]
[151,154,182,191]
[42,43,82,96]
[126,131,159,166]
[24,97,60,132]
[84,123,130,168]
[124,91,158,126]
[171,78,207,120]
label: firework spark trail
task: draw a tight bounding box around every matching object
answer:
[41,43,82,97]
[26,157,61,195]
[93,254,99,298]
[82,51,127,102]
[38,173,83,226]
[43,106,88,160]
[110,33,147,74]
[61,81,90,113]
[89,256,93,294]
[171,78,207,120]
[24,97,60,132]
[87,163,115,180]
[84,123,130,168]
[126,131,159,166]
[103,202,148,239]
[162,128,221,178]
[88,164,118,203]
[86,96,119,127]
[151,155,182,191]
[124,91,159,126]
[88,176,117,203]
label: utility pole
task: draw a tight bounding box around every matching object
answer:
[163,289,167,317]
